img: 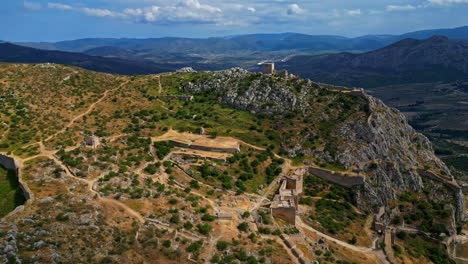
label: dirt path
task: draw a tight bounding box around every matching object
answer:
[100,198,145,223]
[0,81,150,225]
[45,80,128,142]
[260,235,301,264]
[296,217,372,253]
[0,121,9,140]
[157,75,163,94]
[296,217,391,264]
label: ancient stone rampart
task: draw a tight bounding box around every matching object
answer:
[307,167,364,187]
[0,154,32,209]
[188,144,240,154]
[0,154,17,170]
[167,140,240,154]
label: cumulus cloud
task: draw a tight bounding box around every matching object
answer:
[48,3,72,10]
[386,4,417,11]
[428,0,468,4]
[23,1,41,11]
[82,7,125,18]
[47,0,223,24]
[287,4,305,15]
[346,9,361,15]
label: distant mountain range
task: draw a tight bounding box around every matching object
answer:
[0,43,182,75]
[13,25,468,55]
[278,36,468,88]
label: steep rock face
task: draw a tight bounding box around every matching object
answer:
[182,69,465,223]
[338,94,464,221]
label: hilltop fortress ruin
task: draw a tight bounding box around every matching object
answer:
[263,62,296,78]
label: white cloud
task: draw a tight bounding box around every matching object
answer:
[23,1,41,11]
[287,4,305,15]
[47,0,223,24]
[428,0,468,4]
[247,7,256,13]
[346,9,361,15]
[386,4,417,11]
[47,3,72,10]
[82,7,124,18]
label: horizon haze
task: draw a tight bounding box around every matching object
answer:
[3,0,468,41]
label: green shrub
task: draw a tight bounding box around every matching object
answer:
[216,240,229,251]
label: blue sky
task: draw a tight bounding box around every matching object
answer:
[2,0,468,41]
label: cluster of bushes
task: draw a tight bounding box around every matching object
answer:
[398,233,452,264]
[399,193,451,235]
[303,174,355,203]
[153,141,173,160]
[311,199,360,234]
[198,164,232,189]
[265,158,284,184]
[57,149,84,167]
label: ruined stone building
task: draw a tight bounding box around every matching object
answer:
[262,63,296,78]
[263,63,275,74]
[83,136,100,149]
[271,171,303,225]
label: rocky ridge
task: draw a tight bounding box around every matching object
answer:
[182,68,465,225]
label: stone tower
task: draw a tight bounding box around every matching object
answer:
[263,63,275,74]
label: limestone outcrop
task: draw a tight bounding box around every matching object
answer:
[181,68,465,225]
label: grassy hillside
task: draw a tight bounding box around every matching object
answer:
[0,63,460,264]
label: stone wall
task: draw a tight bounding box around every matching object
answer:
[168,140,191,149]
[0,154,17,170]
[0,154,31,202]
[307,167,364,187]
[189,144,240,154]
[167,140,240,154]
[271,207,296,225]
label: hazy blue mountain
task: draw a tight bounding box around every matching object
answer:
[277,36,468,88]
[399,26,468,40]
[0,43,181,75]
[83,46,139,58]
[14,25,468,56]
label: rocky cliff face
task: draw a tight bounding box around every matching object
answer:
[182,68,465,224]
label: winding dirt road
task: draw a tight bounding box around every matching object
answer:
[45,80,128,142]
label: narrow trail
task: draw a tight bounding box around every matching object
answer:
[157,75,163,94]
[145,218,202,241]
[100,198,145,223]
[0,121,9,141]
[297,217,391,263]
[261,235,301,264]
[0,81,149,225]
[45,81,128,142]
[296,217,373,253]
